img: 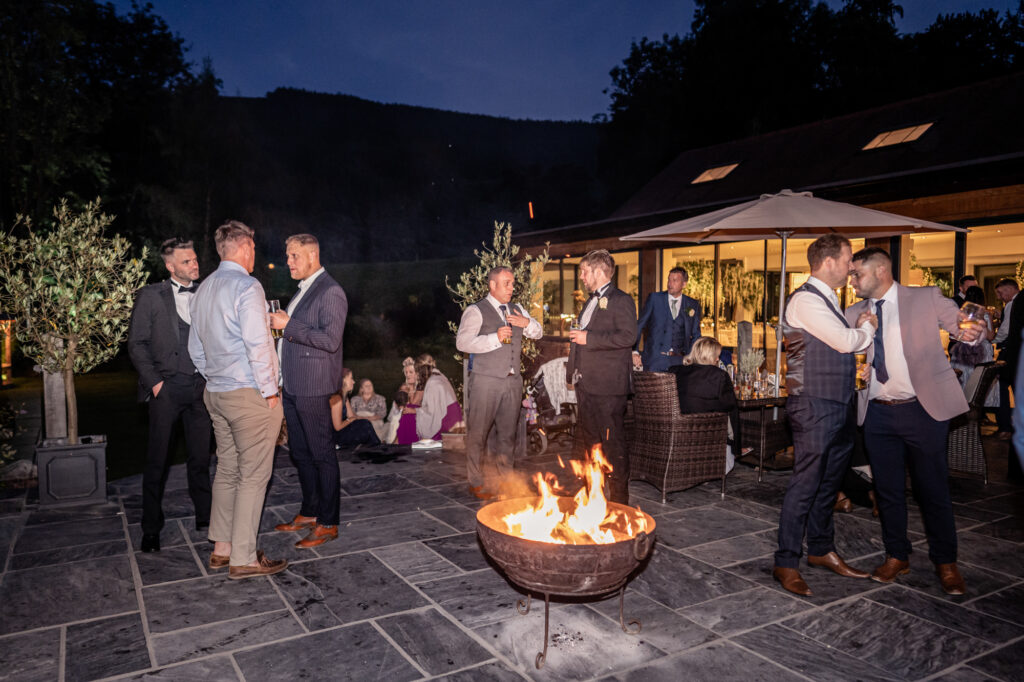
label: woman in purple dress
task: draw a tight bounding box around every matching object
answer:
[396,354,462,443]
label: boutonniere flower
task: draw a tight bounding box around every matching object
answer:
[687,308,695,317]
[599,296,608,310]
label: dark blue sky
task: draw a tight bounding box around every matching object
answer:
[115,0,1020,121]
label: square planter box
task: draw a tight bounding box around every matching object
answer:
[36,435,107,506]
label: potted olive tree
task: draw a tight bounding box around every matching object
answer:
[0,199,147,504]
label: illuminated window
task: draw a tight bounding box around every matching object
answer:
[862,123,933,150]
[691,163,739,184]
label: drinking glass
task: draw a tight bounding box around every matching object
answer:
[958,301,985,346]
[268,299,282,339]
[854,352,868,390]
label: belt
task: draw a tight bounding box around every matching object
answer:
[871,397,918,406]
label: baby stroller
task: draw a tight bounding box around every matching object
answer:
[524,358,577,455]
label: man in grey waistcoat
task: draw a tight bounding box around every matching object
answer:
[456,266,542,499]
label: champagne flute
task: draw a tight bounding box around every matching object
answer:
[268,299,282,339]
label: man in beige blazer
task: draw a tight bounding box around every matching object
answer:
[846,247,981,595]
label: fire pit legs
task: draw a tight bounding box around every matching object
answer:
[618,586,641,634]
[516,593,531,615]
[536,592,551,669]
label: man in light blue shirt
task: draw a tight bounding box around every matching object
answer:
[188,220,287,579]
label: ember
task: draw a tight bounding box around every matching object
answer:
[499,446,651,545]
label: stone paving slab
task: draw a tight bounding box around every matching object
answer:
[0,443,1020,680]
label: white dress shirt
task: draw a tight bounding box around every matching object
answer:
[867,283,916,401]
[785,276,874,353]
[579,282,611,330]
[455,294,542,354]
[995,292,1017,344]
[170,279,194,325]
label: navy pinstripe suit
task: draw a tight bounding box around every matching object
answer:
[280,272,348,526]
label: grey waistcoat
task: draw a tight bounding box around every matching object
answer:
[782,283,856,403]
[471,299,523,378]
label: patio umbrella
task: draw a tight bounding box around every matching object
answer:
[620,189,967,395]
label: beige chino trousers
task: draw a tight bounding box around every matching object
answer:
[204,388,283,566]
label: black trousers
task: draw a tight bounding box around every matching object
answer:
[576,387,629,504]
[775,395,855,568]
[283,390,340,526]
[142,373,213,534]
[864,399,956,564]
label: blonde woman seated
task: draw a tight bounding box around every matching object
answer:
[396,354,463,444]
[667,336,739,473]
[351,378,387,440]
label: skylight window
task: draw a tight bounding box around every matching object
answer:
[862,123,933,150]
[691,163,739,184]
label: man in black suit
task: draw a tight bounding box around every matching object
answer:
[568,249,637,504]
[269,234,347,549]
[128,238,212,553]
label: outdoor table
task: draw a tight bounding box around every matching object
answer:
[734,394,790,483]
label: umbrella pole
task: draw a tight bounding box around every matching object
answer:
[774,230,793,398]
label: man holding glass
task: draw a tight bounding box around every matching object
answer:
[456,266,541,499]
[847,247,982,595]
[268,234,348,548]
[773,234,876,597]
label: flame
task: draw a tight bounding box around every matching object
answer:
[500,445,651,544]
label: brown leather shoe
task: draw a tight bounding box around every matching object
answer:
[808,551,870,579]
[936,563,966,596]
[773,566,812,596]
[208,553,230,570]
[274,514,317,532]
[833,493,853,513]
[868,490,880,518]
[227,551,288,580]
[295,524,338,549]
[871,556,910,583]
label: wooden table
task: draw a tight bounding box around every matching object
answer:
[735,394,790,482]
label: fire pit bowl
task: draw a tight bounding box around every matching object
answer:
[476,496,656,596]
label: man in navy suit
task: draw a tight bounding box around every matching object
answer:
[568,250,638,504]
[128,238,213,553]
[633,267,701,371]
[269,234,348,549]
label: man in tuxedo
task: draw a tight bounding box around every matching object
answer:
[952,275,977,308]
[773,234,876,597]
[567,250,637,504]
[632,266,702,371]
[456,266,542,499]
[269,234,348,548]
[128,238,212,553]
[994,278,1022,441]
[848,247,982,595]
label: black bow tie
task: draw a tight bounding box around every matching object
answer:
[590,290,602,298]
[176,284,197,294]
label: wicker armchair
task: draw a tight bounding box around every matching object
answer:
[628,372,730,502]
[947,360,1004,484]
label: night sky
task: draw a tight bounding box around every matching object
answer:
[113,0,1020,121]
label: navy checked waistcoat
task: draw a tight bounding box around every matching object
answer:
[782,283,856,402]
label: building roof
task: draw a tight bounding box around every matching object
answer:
[516,72,1024,247]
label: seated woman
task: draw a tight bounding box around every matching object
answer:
[668,336,739,473]
[385,357,418,443]
[396,354,463,443]
[330,368,380,450]
[351,378,387,440]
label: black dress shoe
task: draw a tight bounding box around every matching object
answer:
[140,534,160,553]
[195,521,210,532]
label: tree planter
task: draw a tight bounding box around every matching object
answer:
[36,435,107,506]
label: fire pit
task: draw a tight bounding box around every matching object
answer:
[475,447,656,668]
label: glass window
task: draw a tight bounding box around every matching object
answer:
[862,123,933,150]
[965,221,1024,310]
[662,244,716,337]
[540,251,638,336]
[906,232,955,296]
[692,163,739,184]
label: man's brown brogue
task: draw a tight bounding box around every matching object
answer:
[871,556,910,584]
[227,551,288,580]
[208,553,230,570]
[275,514,317,532]
[773,566,813,596]
[295,524,338,549]
[936,563,966,596]
[807,551,870,579]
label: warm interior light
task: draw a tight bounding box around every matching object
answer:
[692,163,739,184]
[863,123,933,150]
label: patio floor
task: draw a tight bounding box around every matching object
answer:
[1,436,1022,681]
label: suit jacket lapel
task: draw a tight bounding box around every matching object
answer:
[896,283,912,353]
[160,281,179,343]
[292,274,327,318]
